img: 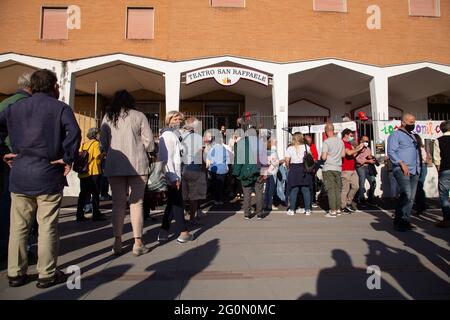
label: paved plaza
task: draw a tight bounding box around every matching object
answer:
[0,198,449,300]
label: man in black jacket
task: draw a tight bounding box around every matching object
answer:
[0,69,81,288]
[433,120,450,228]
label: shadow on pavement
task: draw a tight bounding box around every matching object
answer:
[114,239,220,299]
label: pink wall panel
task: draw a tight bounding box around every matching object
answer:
[42,8,68,40]
[127,8,154,39]
[410,0,439,16]
[313,0,347,12]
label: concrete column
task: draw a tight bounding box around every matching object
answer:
[60,69,76,109]
[370,73,389,144]
[272,71,289,158]
[165,69,181,112]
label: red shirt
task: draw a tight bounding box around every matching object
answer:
[308,143,319,161]
[342,141,356,171]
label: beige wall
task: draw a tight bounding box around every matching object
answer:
[1,0,449,66]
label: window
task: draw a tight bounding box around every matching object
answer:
[127,8,154,39]
[409,0,440,17]
[313,0,347,13]
[41,7,68,40]
[210,0,246,8]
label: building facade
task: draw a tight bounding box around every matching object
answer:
[1,0,450,196]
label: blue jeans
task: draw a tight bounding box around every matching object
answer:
[393,168,419,224]
[264,175,277,208]
[415,164,428,212]
[356,166,376,202]
[289,186,311,211]
[438,170,450,221]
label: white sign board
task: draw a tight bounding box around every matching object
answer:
[292,126,310,134]
[185,67,269,86]
[309,121,356,134]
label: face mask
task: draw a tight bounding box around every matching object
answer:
[363,142,369,148]
[405,124,415,132]
[348,136,354,142]
[170,123,181,130]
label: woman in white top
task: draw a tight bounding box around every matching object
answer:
[100,90,154,256]
[157,111,194,244]
[285,133,314,216]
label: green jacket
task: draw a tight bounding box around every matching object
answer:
[0,90,30,152]
[232,136,260,187]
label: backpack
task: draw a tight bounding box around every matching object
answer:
[73,141,95,174]
[303,144,316,173]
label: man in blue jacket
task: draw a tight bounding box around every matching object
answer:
[0,69,81,288]
[387,113,421,232]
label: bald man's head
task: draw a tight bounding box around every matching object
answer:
[401,113,416,133]
[324,123,335,137]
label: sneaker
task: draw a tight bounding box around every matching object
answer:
[257,214,264,220]
[271,205,279,211]
[83,204,92,213]
[298,208,306,214]
[436,220,450,228]
[244,214,251,220]
[325,212,337,218]
[214,201,224,205]
[157,229,169,242]
[349,202,358,212]
[304,210,312,216]
[336,209,342,216]
[342,207,352,214]
[132,244,150,256]
[177,233,194,243]
[197,210,207,217]
[287,209,296,216]
[312,203,319,208]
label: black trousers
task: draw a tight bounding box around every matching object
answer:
[211,172,227,202]
[161,186,187,233]
[77,175,101,219]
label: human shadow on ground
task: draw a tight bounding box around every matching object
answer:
[364,209,450,278]
[114,239,220,299]
[28,264,133,300]
[298,249,404,300]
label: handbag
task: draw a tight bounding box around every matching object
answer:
[303,144,316,174]
[73,141,95,174]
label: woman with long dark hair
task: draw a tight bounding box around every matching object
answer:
[100,90,154,256]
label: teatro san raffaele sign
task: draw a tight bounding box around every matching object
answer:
[185,66,269,86]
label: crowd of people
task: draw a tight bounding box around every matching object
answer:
[0,69,449,289]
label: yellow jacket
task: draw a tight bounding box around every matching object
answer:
[78,139,102,178]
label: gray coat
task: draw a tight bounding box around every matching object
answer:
[100,109,154,177]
